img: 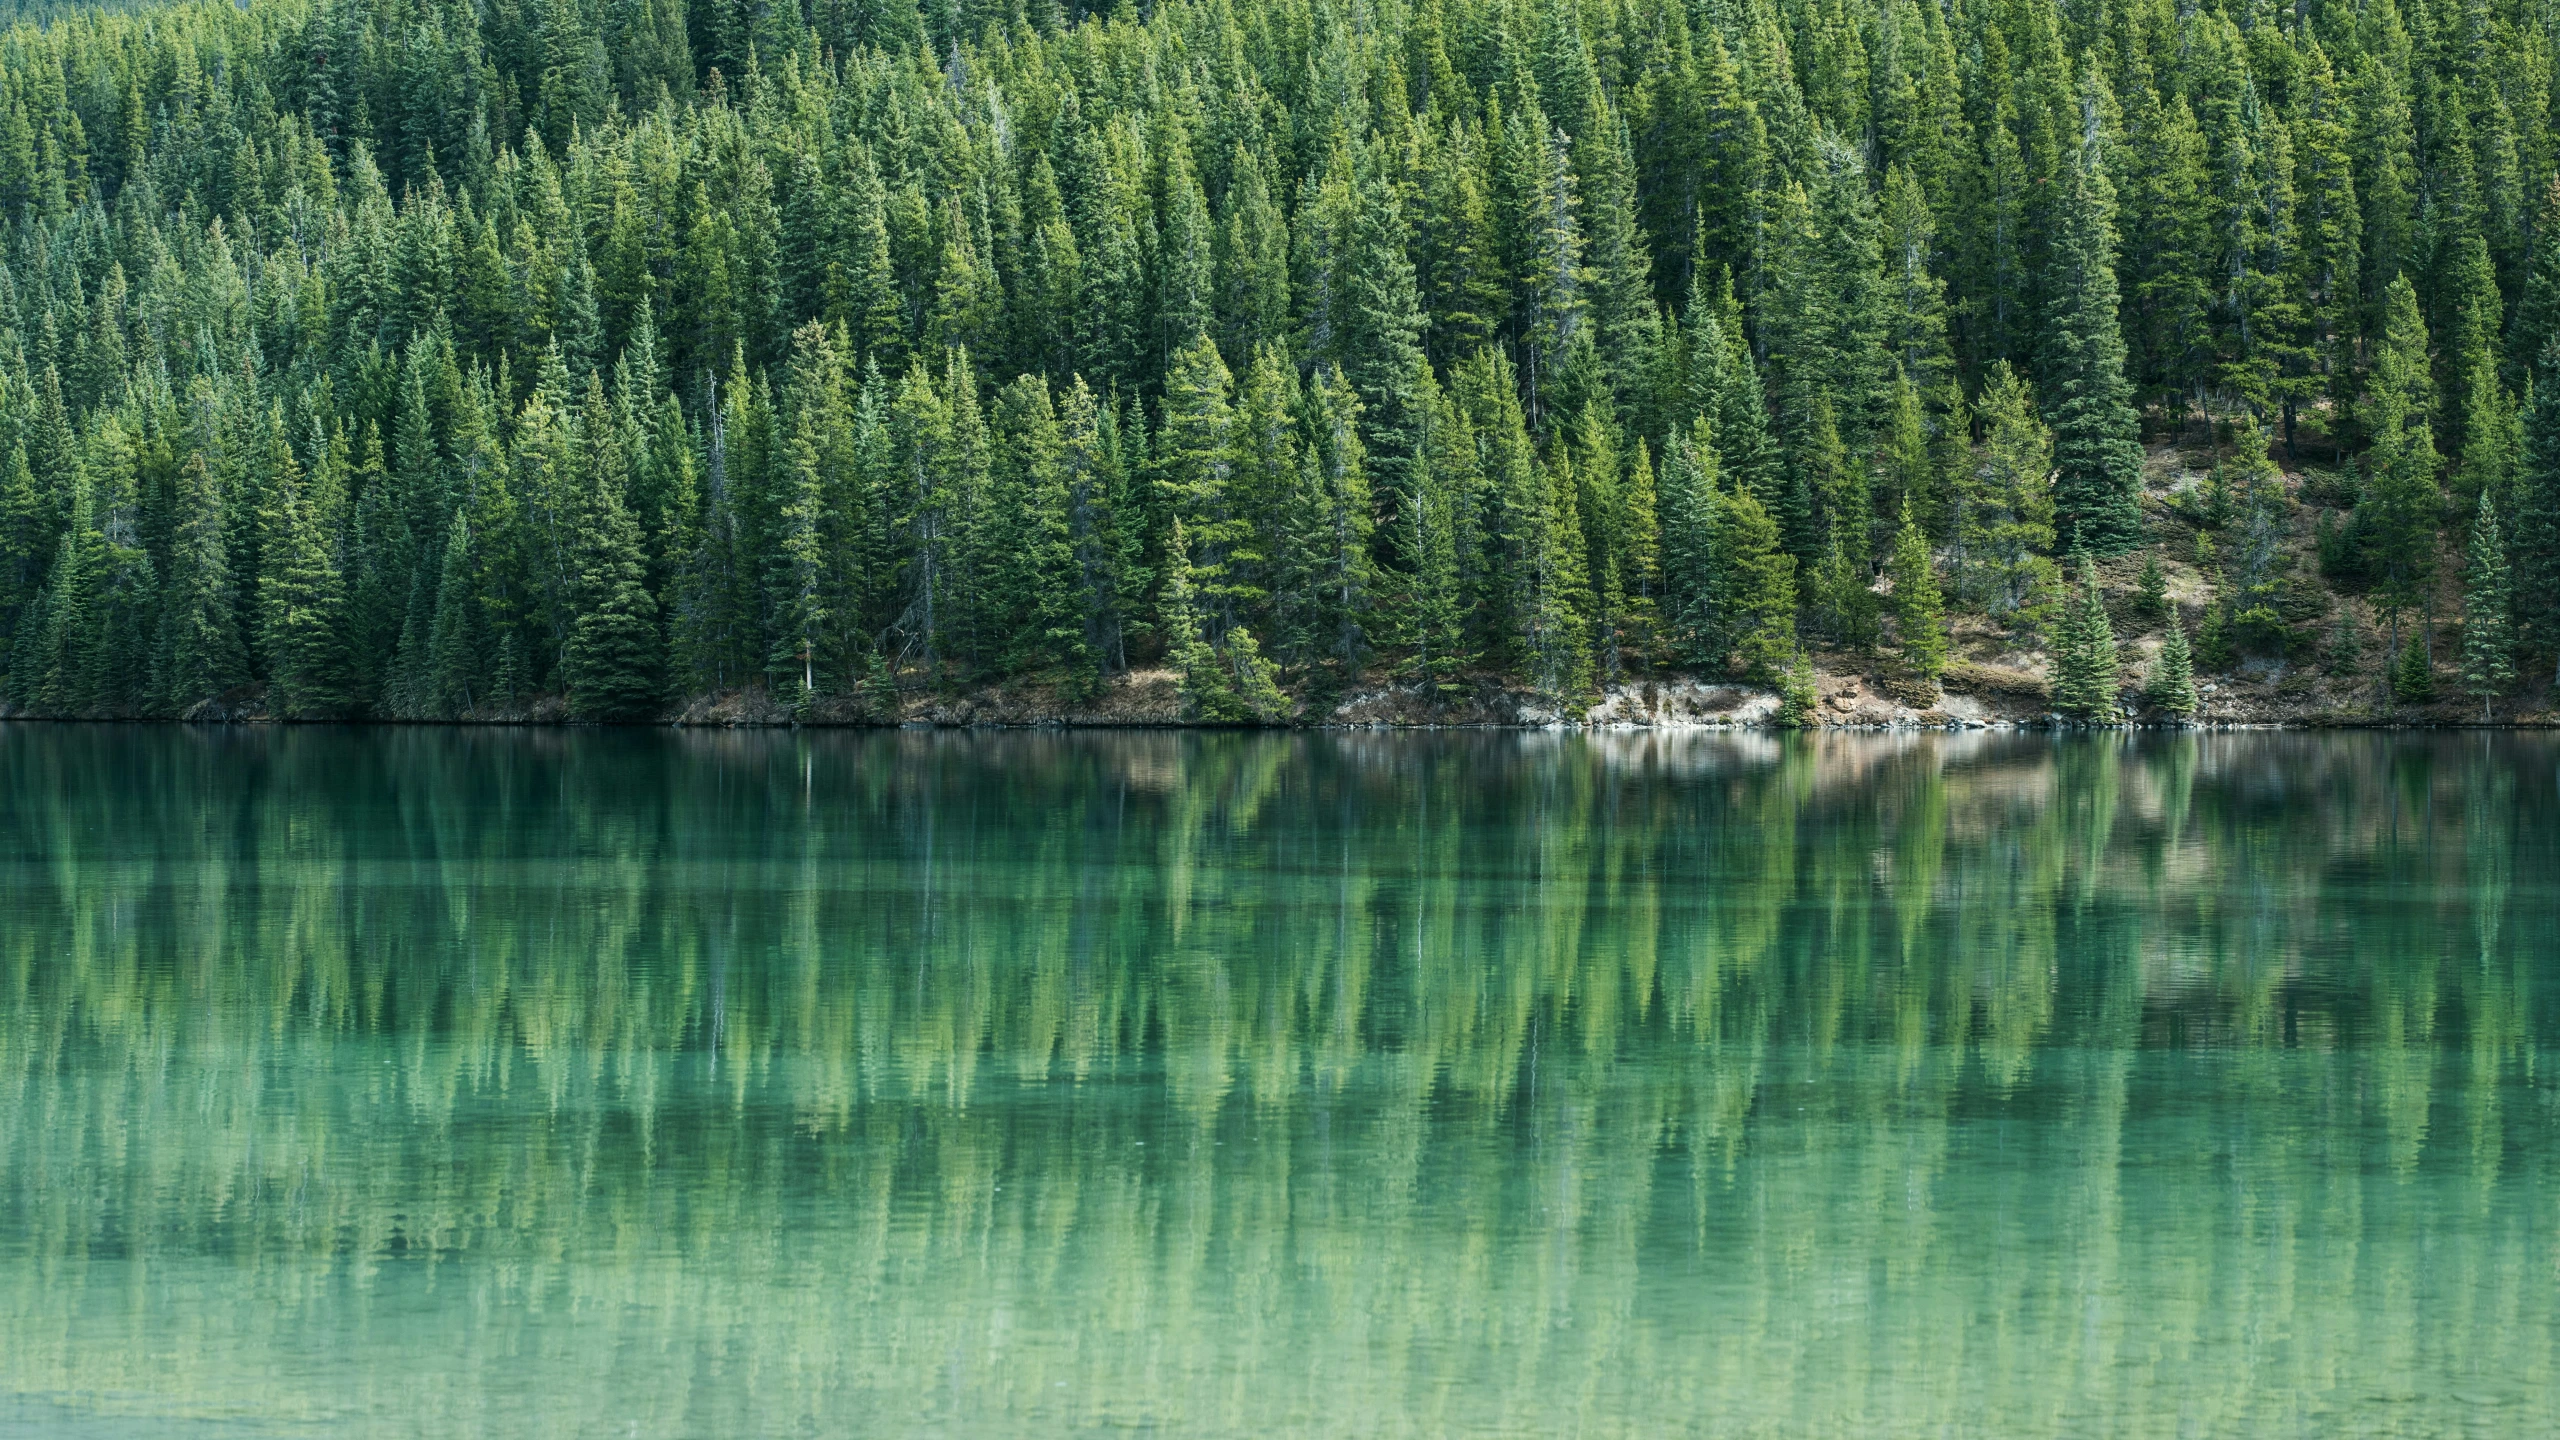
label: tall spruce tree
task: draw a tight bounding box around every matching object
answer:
[769,417,831,701]
[2359,277,2442,658]
[154,453,245,716]
[0,443,42,675]
[1958,364,2059,628]
[2460,492,2514,719]
[424,506,481,718]
[1886,501,1948,689]
[1657,421,1721,668]
[2042,85,2147,557]
[1404,370,1477,694]
[1715,475,1799,682]
[564,402,664,720]
[2517,364,2560,690]
[260,420,352,718]
[991,374,1086,677]
[15,472,96,713]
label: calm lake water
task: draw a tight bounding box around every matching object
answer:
[0,726,2555,1438]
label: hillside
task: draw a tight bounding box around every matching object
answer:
[0,0,2548,726]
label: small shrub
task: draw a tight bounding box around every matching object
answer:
[2390,634,2436,702]
[1775,651,1820,727]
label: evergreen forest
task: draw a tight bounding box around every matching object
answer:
[0,0,2553,721]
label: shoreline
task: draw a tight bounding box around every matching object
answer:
[5,712,2551,733]
[11,658,2555,734]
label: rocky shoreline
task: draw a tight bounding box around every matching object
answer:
[27,660,2549,729]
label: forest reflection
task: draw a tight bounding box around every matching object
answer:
[1,728,2553,1437]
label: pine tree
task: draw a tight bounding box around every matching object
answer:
[2135,549,2168,617]
[1656,421,1720,667]
[2321,602,2367,677]
[1774,647,1819,726]
[2391,631,2435,703]
[2195,598,2236,673]
[936,350,994,676]
[1403,371,1475,695]
[0,442,43,673]
[558,247,605,385]
[564,416,664,721]
[769,412,829,705]
[780,149,837,333]
[15,473,95,713]
[2513,179,2560,393]
[1077,132,1149,391]
[1684,272,1783,508]
[1809,519,1878,650]
[1158,333,1248,623]
[1878,165,1955,403]
[260,421,352,718]
[1158,334,1291,708]
[1620,436,1662,659]
[1230,344,1303,626]
[841,144,907,375]
[1056,377,1134,690]
[2453,368,2520,516]
[154,452,245,717]
[2050,556,2120,720]
[2148,614,2199,719]
[2287,41,2362,431]
[2042,88,2147,557]
[2359,277,2442,657]
[2222,416,2293,646]
[85,424,159,717]
[343,426,409,711]
[1158,139,1215,368]
[424,506,481,717]
[925,201,999,363]
[1301,363,1375,679]
[1522,447,1595,708]
[2122,88,2215,409]
[1162,518,1227,716]
[1885,502,1948,688]
[2518,365,2560,691]
[1759,168,1884,556]
[1716,478,1799,682]
[644,389,711,693]
[1957,364,2059,629]
[1338,162,1431,516]
[1567,401,1631,674]
[991,374,1085,677]
[2422,88,2504,462]
[1502,107,1588,426]
[1879,366,1935,535]
[2348,23,2417,348]
[2460,492,2514,719]
[1162,518,1285,722]
[889,357,957,682]
[1418,118,1507,363]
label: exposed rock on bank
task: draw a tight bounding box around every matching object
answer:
[653,658,2559,729]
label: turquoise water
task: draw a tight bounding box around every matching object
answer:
[0,727,2554,1437]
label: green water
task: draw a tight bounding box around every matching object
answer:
[0,727,2554,1438]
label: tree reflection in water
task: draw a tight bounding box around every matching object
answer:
[0,728,2552,1436]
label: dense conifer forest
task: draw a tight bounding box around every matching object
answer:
[0,0,2550,721]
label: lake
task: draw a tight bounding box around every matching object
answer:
[1,726,2554,1437]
